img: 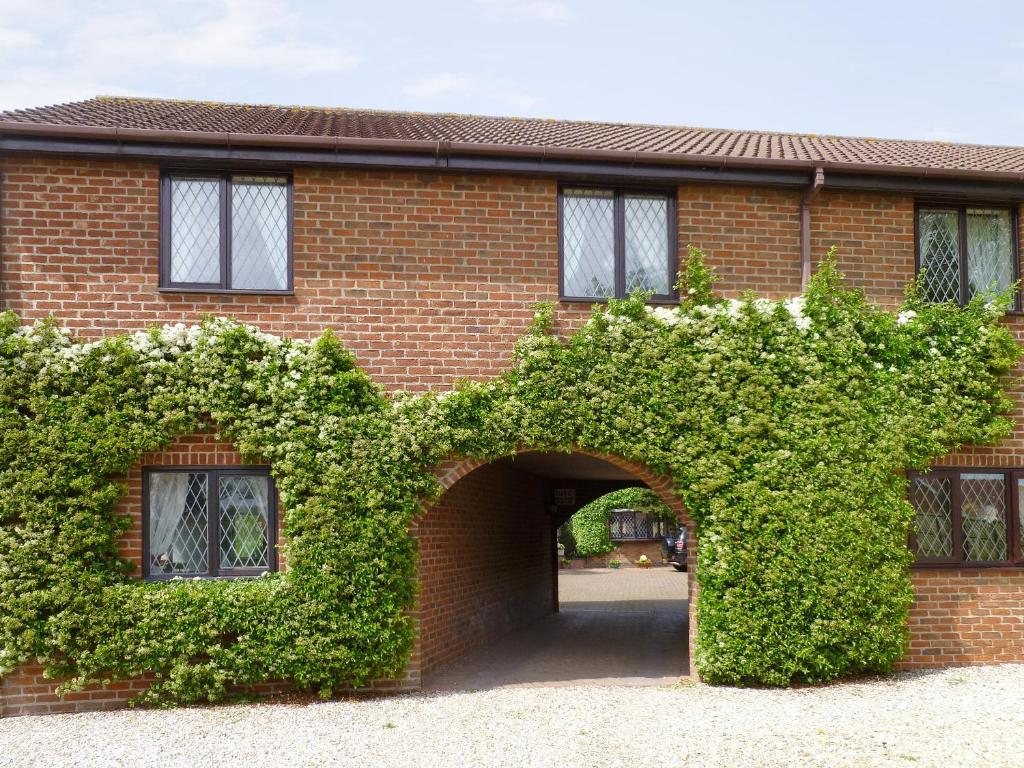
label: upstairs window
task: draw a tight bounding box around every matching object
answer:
[161,173,292,292]
[559,187,676,301]
[144,467,277,579]
[916,205,1018,308]
[908,469,1023,566]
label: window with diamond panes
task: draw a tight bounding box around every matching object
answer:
[908,470,1020,566]
[960,473,1008,563]
[916,205,1018,308]
[145,468,276,578]
[162,173,291,292]
[560,187,675,300]
[909,474,954,560]
[218,475,271,570]
[608,509,659,540]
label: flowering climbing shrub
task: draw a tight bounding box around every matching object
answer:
[0,247,1018,704]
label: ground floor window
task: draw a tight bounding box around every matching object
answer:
[143,467,276,579]
[908,468,1023,566]
[608,508,672,540]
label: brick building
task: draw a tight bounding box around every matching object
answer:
[2,97,1024,714]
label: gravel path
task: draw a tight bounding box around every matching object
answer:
[3,665,1024,768]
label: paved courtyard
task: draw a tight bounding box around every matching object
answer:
[424,567,689,689]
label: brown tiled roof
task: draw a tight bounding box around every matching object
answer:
[3,96,1024,181]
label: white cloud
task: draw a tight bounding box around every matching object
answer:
[401,71,537,114]
[0,26,36,54]
[477,0,573,21]
[403,73,475,100]
[0,0,361,110]
[65,0,359,78]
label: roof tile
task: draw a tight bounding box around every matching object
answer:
[3,96,1024,178]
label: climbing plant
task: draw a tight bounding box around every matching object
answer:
[570,487,676,557]
[0,247,1018,704]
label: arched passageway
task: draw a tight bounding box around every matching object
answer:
[414,451,696,689]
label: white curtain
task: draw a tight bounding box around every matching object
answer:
[170,178,221,284]
[563,190,614,297]
[149,472,192,572]
[245,476,271,568]
[625,196,669,295]
[231,179,288,290]
[248,475,270,524]
[967,209,1013,299]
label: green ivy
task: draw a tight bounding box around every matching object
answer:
[570,487,675,557]
[0,248,1018,703]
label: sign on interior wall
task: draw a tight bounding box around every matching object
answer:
[553,488,576,506]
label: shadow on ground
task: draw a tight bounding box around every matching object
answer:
[424,568,689,690]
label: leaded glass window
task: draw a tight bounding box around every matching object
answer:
[960,473,1008,563]
[145,467,276,578]
[163,174,291,292]
[231,177,289,290]
[625,195,671,295]
[170,179,221,285]
[560,187,675,300]
[916,205,1018,307]
[608,508,665,540]
[908,470,1017,566]
[148,472,209,575]
[562,189,615,298]
[909,475,953,560]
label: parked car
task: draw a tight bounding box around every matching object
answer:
[663,527,687,571]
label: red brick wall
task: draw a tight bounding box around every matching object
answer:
[0,156,578,391]
[678,185,802,297]
[900,569,1024,669]
[416,462,553,676]
[810,191,916,309]
[0,664,157,717]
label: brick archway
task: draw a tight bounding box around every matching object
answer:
[414,449,698,683]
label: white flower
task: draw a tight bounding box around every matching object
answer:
[650,306,682,326]
[783,296,811,331]
[896,310,917,326]
[783,296,806,319]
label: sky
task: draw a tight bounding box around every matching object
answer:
[2,0,1024,145]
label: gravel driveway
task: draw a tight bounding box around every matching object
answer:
[3,665,1023,768]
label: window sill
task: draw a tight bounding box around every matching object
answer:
[158,287,295,297]
[559,296,680,306]
[144,572,274,582]
[911,561,1023,570]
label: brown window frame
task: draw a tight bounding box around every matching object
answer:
[159,171,294,295]
[557,185,678,303]
[913,202,1021,312]
[142,466,278,580]
[908,467,1023,568]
